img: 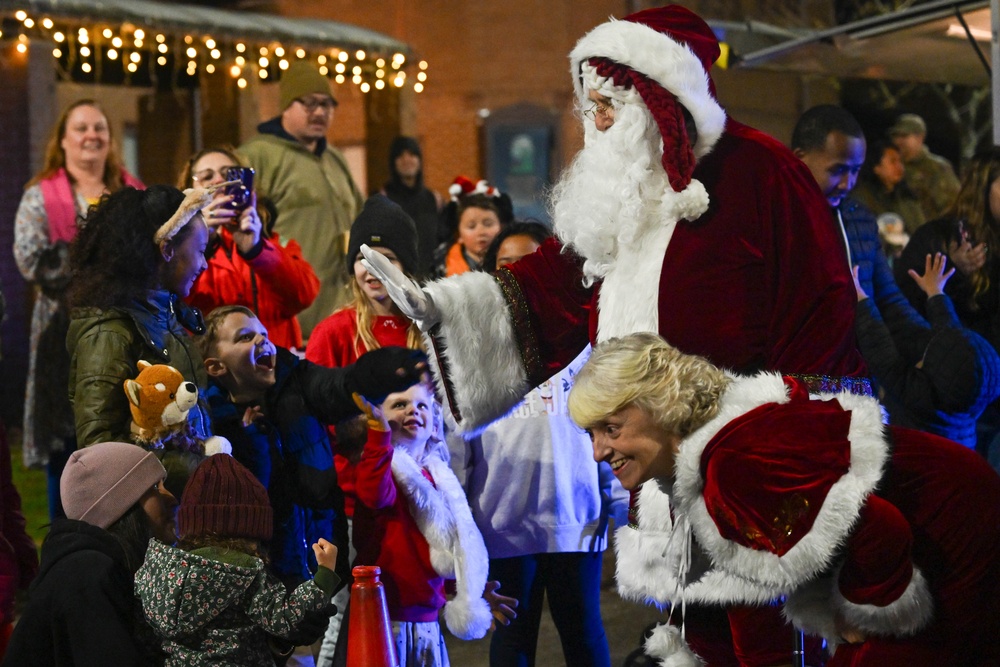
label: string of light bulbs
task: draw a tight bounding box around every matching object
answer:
[1,8,429,93]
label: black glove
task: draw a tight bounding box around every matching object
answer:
[346,346,428,404]
[269,602,339,664]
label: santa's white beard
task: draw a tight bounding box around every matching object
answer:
[550,103,672,284]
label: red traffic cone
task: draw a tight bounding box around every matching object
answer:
[346,565,398,667]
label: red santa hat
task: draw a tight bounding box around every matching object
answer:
[447,175,499,202]
[570,5,727,193]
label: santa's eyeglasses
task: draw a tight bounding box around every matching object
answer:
[583,101,615,121]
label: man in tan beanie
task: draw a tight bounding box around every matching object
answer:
[240,62,364,342]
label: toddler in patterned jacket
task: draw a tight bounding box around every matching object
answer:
[136,454,339,666]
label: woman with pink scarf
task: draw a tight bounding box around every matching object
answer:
[12,99,142,519]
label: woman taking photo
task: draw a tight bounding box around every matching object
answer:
[13,99,143,518]
[894,148,1000,349]
[178,146,318,351]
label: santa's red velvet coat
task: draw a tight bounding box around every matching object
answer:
[425,119,868,434]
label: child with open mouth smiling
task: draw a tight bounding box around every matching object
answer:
[351,382,518,666]
[196,304,428,660]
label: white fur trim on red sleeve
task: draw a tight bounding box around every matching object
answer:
[422,272,531,434]
[836,566,934,638]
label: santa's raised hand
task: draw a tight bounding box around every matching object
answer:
[360,244,440,330]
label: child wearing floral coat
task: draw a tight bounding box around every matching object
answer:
[136,454,339,666]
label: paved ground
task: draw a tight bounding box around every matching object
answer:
[444,543,670,667]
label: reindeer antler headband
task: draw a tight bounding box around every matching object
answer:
[153,181,238,244]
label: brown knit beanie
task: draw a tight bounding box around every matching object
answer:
[177,454,273,541]
[279,61,337,111]
[61,442,167,529]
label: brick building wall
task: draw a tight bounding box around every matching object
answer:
[268,0,835,204]
[273,0,632,201]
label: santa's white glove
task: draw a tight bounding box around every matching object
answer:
[360,244,440,330]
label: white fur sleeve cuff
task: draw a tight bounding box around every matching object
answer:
[837,567,934,638]
[423,271,531,434]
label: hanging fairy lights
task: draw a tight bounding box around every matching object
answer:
[0,8,429,94]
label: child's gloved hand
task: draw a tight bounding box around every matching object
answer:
[483,580,518,630]
[312,538,339,572]
[352,393,389,432]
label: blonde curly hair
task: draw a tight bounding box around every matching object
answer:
[568,333,729,437]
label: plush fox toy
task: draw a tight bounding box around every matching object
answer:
[124,361,230,455]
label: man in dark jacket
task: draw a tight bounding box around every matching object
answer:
[382,136,442,278]
[792,105,929,411]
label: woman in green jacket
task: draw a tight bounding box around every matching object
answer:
[67,185,211,495]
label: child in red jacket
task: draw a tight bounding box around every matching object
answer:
[352,382,516,666]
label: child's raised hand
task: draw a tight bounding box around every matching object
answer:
[352,392,389,432]
[907,252,955,297]
[312,538,338,572]
[242,405,265,427]
[483,580,518,630]
[851,265,868,302]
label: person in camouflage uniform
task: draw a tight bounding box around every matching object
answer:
[890,113,961,221]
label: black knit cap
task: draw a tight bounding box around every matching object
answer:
[389,136,422,161]
[178,454,273,541]
[346,194,420,277]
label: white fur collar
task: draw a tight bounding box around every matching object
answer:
[390,448,493,639]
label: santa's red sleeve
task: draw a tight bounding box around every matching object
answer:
[422,237,592,431]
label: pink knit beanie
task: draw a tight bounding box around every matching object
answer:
[60,442,167,529]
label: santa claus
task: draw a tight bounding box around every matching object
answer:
[362,5,869,664]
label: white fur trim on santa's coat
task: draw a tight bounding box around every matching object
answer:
[836,566,934,638]
[614,480,779,608]
[422,271,531,434]
[570,18,727,160]
[645,623,705,667]
[784,566,934,643]
[389,448,493,640]
[673,374,889,591]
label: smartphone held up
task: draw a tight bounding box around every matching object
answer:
[224,166,255,213]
